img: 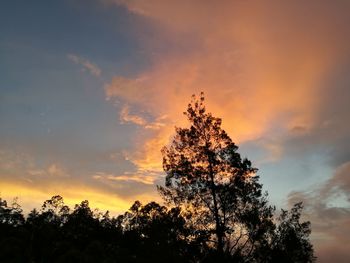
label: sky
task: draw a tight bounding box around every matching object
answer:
[1,0,350,261]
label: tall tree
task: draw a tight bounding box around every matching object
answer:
[159,93,313,261]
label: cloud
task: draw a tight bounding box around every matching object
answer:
[287,160,350,262]
[0,150,69,181]
[120,104,147,126]
[47,163,69,177]
[27,163,69,178]
[68,54,102,77]
[105,76,149,103]
[119,104,167,130]
[0,149,35,172]
[322,161,350,202]
[92,171,162,185]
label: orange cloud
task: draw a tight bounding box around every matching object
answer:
[120,104,148,126]
[119,104,167,130]
[105,1,350,174]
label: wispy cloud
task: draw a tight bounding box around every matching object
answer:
[67,54,101,77]
[120,104,147,126]
[119,104,166,130]
[92,171,162,185]
[0,150,69,180]
[28,163,69,178]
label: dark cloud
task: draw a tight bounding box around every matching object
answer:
[287,160,350,262]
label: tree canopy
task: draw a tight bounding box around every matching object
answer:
[159,93,315,262]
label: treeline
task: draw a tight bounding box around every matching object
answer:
[1,195,312,263]
[0,196,195,262]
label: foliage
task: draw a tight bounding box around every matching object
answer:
[0,195,197,262]
[159,93,315,262]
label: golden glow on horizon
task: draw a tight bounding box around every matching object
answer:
[0,180,150,216]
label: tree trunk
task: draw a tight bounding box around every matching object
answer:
[207,148,224,254]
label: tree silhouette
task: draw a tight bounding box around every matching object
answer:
[120,200,198,262]
[268,202,315,263]
[159,93,315,262]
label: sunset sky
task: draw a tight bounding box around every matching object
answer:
[1,0,350,261]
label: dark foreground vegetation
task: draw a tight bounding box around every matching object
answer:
[0,94,315,262]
